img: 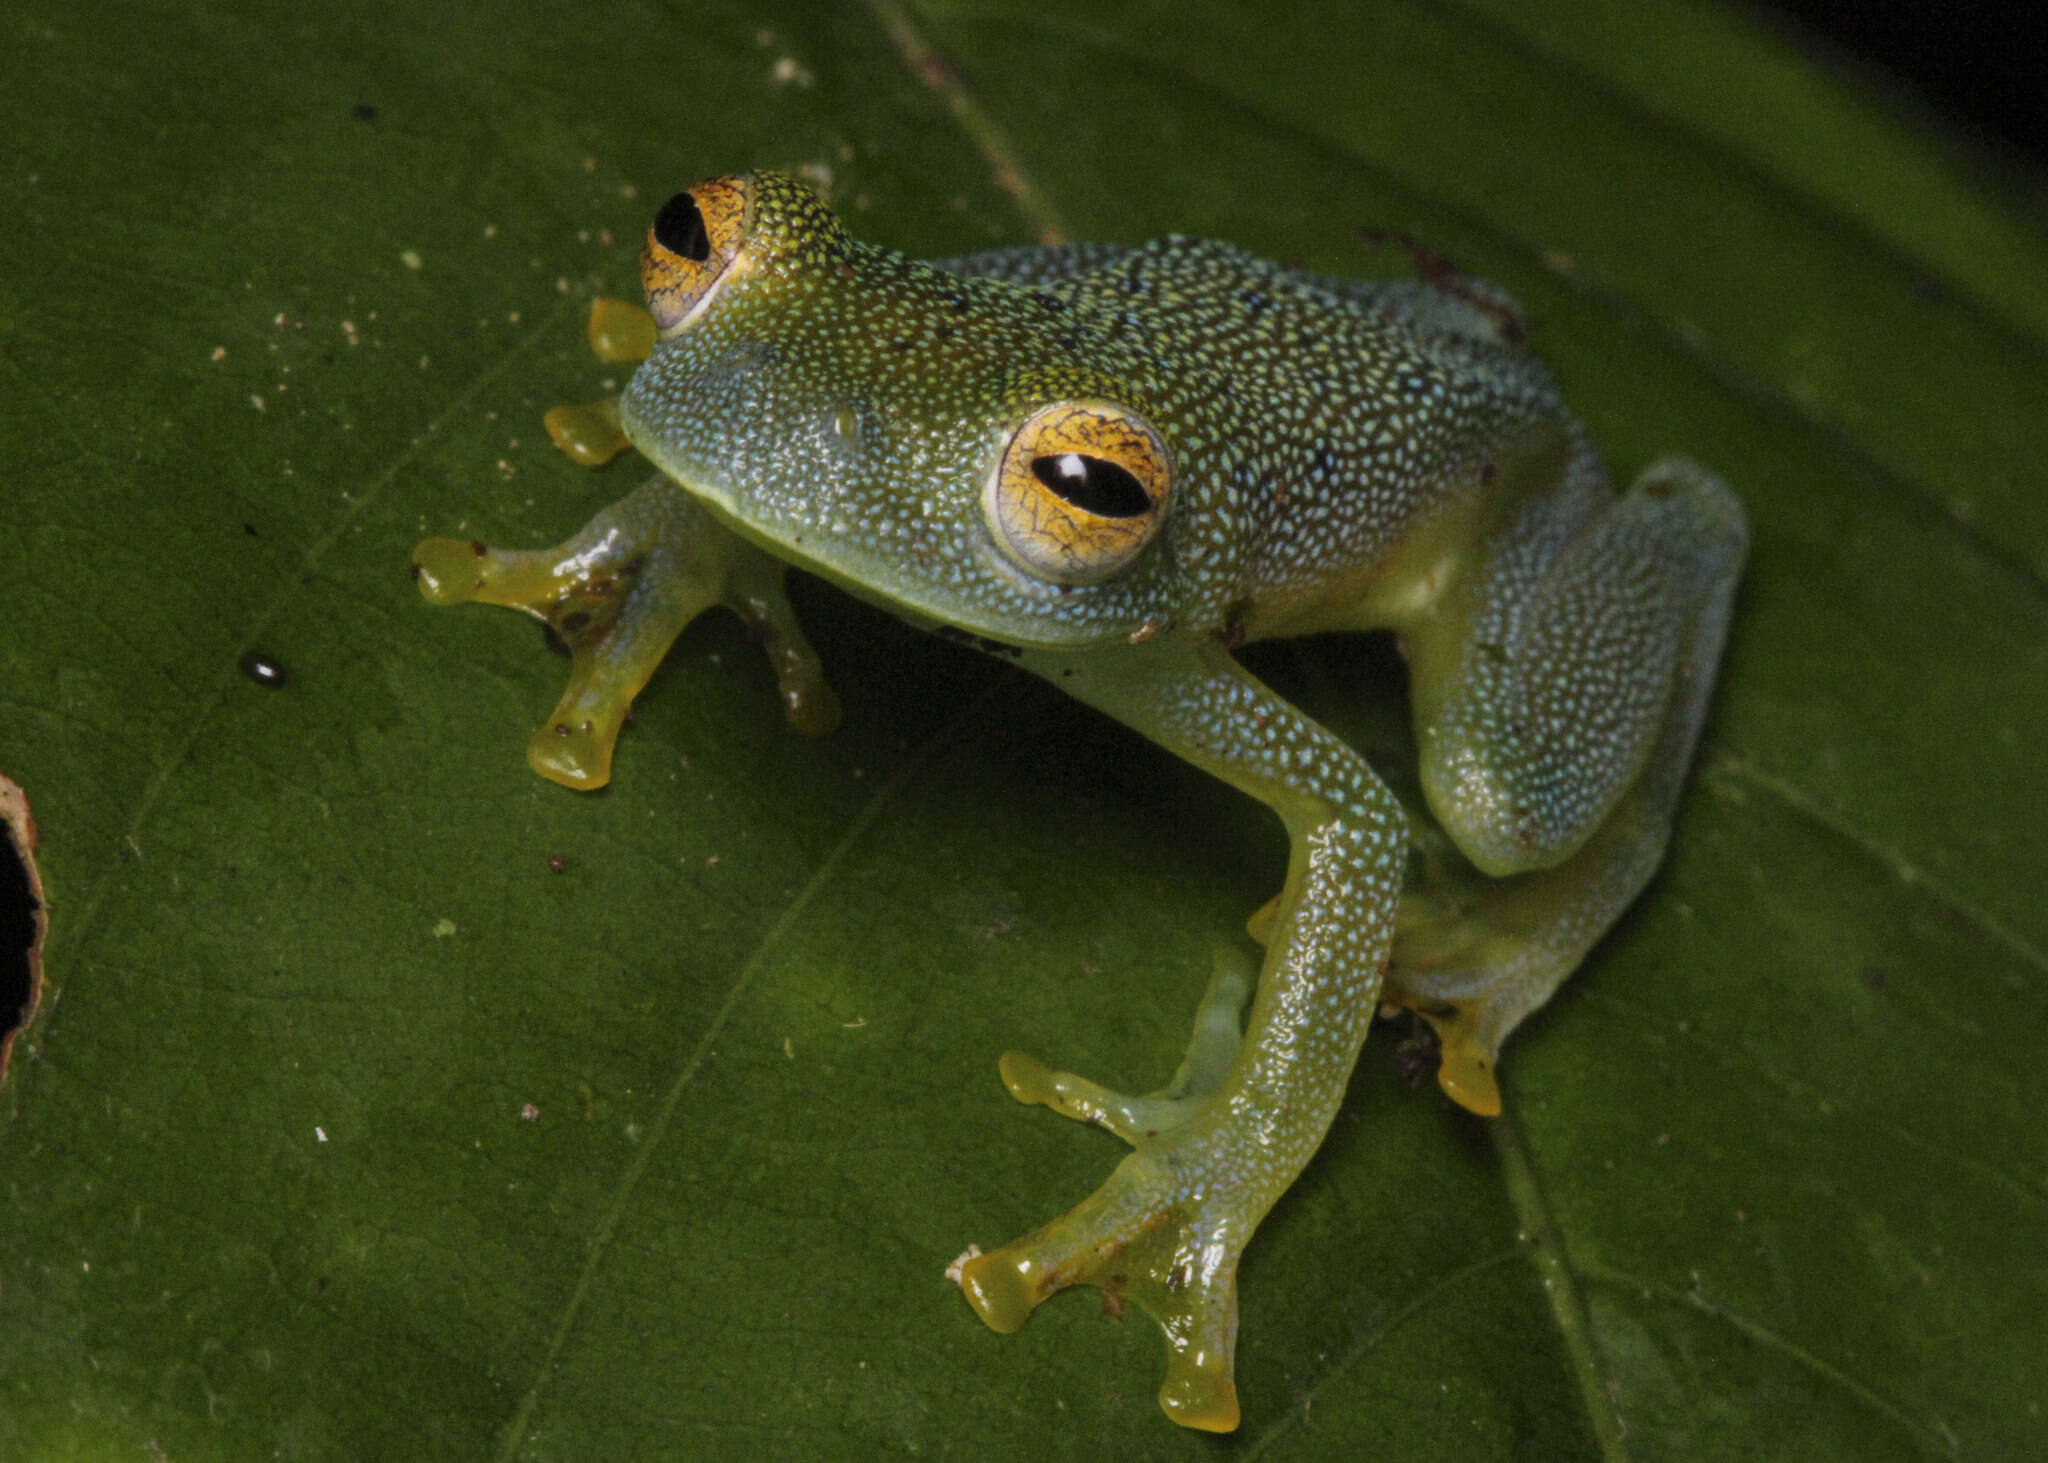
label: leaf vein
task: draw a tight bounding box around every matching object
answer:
[493,687,989,1459]
[1707,752,2048,973]
[1239,1247,1523,1456]
[861,0,1071,244]
[1493,1110,1631,1461]
[1576,1259,1958,1456]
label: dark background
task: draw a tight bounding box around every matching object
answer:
[1,4,2043,1045]
[1757,0,2047,167]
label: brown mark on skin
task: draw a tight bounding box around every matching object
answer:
[1357,227,1529,348]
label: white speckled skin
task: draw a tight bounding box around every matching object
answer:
[411,173,1746,1432]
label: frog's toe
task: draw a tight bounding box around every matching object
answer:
[542,399,632,467]
[996,1051,1200,1146]
[411,536,495,607]
[1411,1000,1504,1116]
[997,947,1252,1144]
[1380,965,1511,1116]
[957,1147,1245,1432]
[965,947,1261,1430]
[534,298,660,467]
[582,296,658,364]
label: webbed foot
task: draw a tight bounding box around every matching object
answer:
[413,477,838,789]
[958,950,1257,1432]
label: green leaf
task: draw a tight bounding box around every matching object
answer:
[3,0,2042,1457]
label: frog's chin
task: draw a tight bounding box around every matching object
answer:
[669,472,1149,653]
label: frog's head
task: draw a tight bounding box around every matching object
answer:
[618,172,1186,649]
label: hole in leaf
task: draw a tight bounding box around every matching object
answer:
[0,774,45,1083]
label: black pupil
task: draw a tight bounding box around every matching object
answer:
[653,192,712,262]
[1030,453,1151,517]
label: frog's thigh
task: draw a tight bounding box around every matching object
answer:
[1414,456,1746,879]
[1394,458,1745,1108]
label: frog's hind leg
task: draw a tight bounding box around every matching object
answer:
[1394,457,1746,1113]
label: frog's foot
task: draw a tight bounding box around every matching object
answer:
[959,950,1257,1432]
[1390,461,1745,1117]
[412,476,838,789]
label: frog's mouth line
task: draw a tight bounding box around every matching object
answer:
[672,457,1154,653]
[653,455,992,637]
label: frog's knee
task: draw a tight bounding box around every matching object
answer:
[1422,741,1599,877]
[1628,457,1749,584]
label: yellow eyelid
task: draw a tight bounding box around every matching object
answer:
[984,401,1172,586]
[641,174,754,336]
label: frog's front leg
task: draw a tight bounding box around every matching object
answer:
[958,637,1406,1433]
[412,477,839,789]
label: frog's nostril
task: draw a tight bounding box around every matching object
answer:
[654,192,711,262]
[828,403,863,450]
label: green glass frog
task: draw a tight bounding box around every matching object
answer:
[412,172,1744,1432]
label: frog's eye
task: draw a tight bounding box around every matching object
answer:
[984,402,1171,586]
[641,175,751,336]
